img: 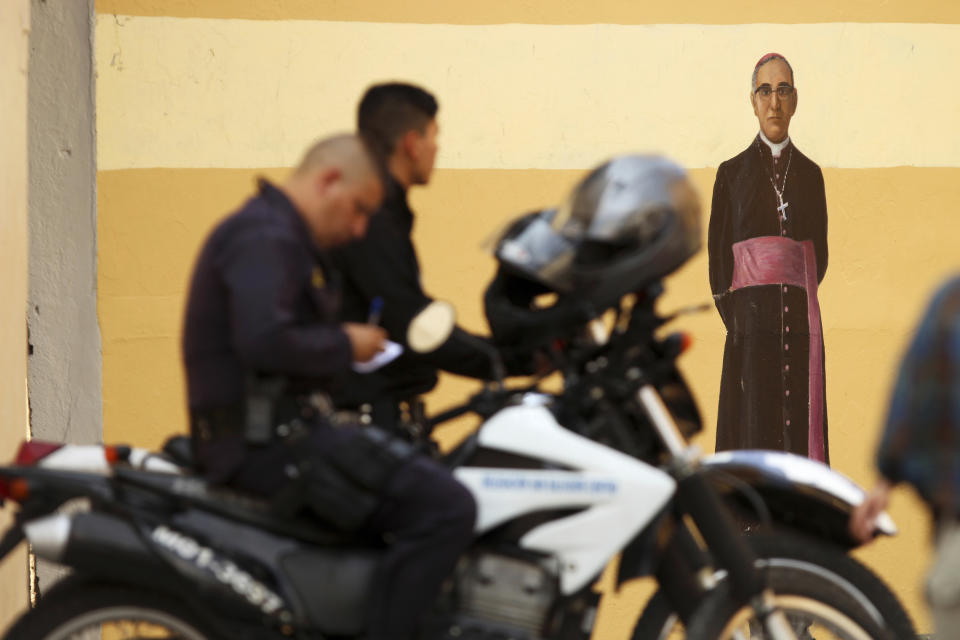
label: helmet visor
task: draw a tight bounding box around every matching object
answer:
[495,209,578,292]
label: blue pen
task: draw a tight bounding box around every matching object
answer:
[367,296,384,326]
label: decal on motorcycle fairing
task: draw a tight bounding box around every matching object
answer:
[481,473,617,494]
[151,525,287,617]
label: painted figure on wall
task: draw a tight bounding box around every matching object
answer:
[708,53,829,462]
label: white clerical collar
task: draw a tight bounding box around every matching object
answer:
[759,130,790,158]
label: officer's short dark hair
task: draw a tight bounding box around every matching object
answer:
[295,133,386,189]
[357,82,438,160]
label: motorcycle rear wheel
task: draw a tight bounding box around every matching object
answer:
[4,577,213,640]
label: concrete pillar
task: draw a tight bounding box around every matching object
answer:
[28,0,100,447]
[27,0,100,597]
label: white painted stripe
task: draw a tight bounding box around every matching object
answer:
[96,16,960,170]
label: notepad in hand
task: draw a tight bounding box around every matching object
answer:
[352,340,404,374]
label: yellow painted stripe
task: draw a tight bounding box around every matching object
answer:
[96,16,960,170]
[98,166,960,428]
[95,0,960,25]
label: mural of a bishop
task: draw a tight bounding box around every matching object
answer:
[708,53,829,463]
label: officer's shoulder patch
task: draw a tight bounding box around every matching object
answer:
[311,266,326,289]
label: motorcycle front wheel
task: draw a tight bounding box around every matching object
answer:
[4,577,214,640]
[683,566,893,640]
[631,531,911,639]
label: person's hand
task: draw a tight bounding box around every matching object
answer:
[849,479,893,544]
[343,323,387,362]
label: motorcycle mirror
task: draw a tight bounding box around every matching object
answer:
[407,300,457,354]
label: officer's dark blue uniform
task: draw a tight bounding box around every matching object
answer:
[329,176,534,437]
[182,178,476,640]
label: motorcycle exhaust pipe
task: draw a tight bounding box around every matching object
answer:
[25,512,173,584]
[23,513,71,561]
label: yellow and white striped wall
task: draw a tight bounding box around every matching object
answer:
[95,1,960,634]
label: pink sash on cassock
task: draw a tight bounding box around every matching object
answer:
[729,236,825,462]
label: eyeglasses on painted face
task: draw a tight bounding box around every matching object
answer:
[754,84,795,99]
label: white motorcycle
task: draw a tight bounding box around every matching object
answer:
[0,297,900,640]
[0,155,909,639]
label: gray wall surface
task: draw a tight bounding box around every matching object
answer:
[27,0,99,596]
[28,0,100,446]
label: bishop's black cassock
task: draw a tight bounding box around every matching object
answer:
[708,135,829,462]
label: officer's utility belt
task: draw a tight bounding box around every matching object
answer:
[336,397,429,442]
[190,392,334,446]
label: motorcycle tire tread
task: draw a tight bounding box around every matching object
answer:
[630,529,916,640]
[682,565,896,640]
[748,529,916,639]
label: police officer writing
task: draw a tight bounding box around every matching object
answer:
[330,83,509,438]
[182,133,477,640]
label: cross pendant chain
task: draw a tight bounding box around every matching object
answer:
[757,141,793,224]
[776,193,789,221]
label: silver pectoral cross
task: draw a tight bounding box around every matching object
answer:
[777,199,789,221]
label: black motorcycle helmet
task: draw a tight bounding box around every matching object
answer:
[492,155,702,307]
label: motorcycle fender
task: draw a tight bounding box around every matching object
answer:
[703,450,897,547]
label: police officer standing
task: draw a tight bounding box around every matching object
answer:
[182,133,477,640]
[330,83,502,437]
